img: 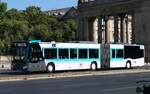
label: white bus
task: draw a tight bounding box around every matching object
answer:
[41,42,101,72]
[101,44,145,69]
[11,41,101,72]
[11,40,145,72]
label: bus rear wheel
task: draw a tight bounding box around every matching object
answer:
[90,62,97,71]
[47,63,55,73]
[126,61,131,69]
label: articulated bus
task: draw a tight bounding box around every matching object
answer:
[11,40,145,72]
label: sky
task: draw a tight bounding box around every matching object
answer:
[1,0,78,11]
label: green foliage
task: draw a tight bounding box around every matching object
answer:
[0,5,77,55]
[0,3,7,12]
[0,3,7,20]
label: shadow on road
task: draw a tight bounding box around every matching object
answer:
[136,80,150,94]
[0,70,49,76]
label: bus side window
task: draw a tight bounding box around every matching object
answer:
[45,49,57,59]
[59,49,69,59]
[116,49,124,58]
[79,49,87,59]
[112,49,116,58]
[89,49,98,58]
[70,49,77,59]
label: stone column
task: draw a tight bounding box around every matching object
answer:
[108,16,114,43]
[125,15,129,44]
[98,16,102,43]
[77,17,84,40]
[107,19,110,43]
[120,14,126,43]
[114,15,119,43]
[102,17,105,43]
[123,17,127,43]
[88,18,93,41]
[128,15,132,44]
[104,16,108,43]
[93,18,98,42]
[131,14,135,44]
[83,17,89,41]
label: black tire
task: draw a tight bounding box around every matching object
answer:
[90,62,97,71]
[46,63,55,73]
[126,61,131,69]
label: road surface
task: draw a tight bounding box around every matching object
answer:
[0,72,150,94]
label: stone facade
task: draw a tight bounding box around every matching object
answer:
[78,0,150,62]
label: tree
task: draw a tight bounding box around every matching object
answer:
[24,6,43,26]
[62,20,77,41]
[28,24,49,41]
[0,4,78,55]
[0,2,7,20]
[5,8,25,21]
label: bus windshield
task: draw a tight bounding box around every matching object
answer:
[11,42,27,61]
[29,43,43,63]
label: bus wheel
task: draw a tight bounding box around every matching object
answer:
[90,62,97,71]
[47,63,55,73]
[126,61,131,69]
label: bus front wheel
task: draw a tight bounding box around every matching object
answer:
[47,63,55,73]
[126,61,131,69]
[90,62,97,71]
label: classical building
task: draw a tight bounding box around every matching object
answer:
[77,0,150,62]
[46,7,78,20]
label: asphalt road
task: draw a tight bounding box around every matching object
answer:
[0,72,150,94]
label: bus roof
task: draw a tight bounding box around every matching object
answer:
[107,44,144,49]
[29,40,41,43]
[39,42,101,49]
